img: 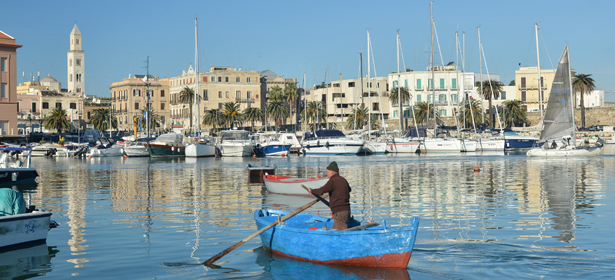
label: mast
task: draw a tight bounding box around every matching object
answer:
[397,30,402,135]
[302,72,306,132]
[464,32,476,133]
[455,31,461,136]
[567,45,576,145]
[367,30,371,138]
[145,56,150,138]
[431,3,436,135]
[194,17,200,135]
[478,27,484,129]
[535,23,543,121]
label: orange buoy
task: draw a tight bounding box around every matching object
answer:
[88,156,92,159]
[281,153,286,157]
[474,166,480,172]
[253,154,256,158]
[70,155,73,158]
[124,155,128,159]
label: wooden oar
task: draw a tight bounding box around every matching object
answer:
[301,184,330,207]
[202,193,330,266]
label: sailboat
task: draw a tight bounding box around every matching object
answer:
[185,17,217,158]
[526,45,604,157]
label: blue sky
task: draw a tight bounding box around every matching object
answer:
[2,0,614,101]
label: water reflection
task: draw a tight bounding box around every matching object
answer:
[0,243,58,279]
[254,246,410,280]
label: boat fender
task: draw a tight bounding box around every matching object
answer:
[171,145,175,151]
[325,141,330,148]
[317,140,320,146]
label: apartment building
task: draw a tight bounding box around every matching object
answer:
[110,75,170,131]
[260,70,298,125]
[169,66,260,131]
[0,30,21,135]
[515,66,558,112]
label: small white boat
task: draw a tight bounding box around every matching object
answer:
[185,141,217,158]
[30,144,70,157]
[363,141,387,154]
[301,130,364,155]
[475,138,505,151]
[0,211,54,249]
[219,130,253,157]
[0,148,38,185]
[386,138,421,153]
[123,144,150,157]
[263,174,329,195]
[422,138,463,153]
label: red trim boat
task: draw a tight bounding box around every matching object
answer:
[263,175,329,195]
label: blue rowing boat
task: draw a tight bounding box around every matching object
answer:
[254,209,419,268]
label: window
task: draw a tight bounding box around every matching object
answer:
[56,102,62,108]
[211,76,215,82]
[439,109,447,117]
[247,91,252,99]
[501,92,506,100]
[76,74,81,82]
[440,78,445,89]
[135,103,139,110]
[451,94,458,103]
[70,103,77,109]
[225,77,229,82]
[218,77,222,82]
[521,77,526,88]
[0,83,5,98]
[452,78,457,89]
[203,90,208,100]
[247,77,251,83]
[218,103,223,109]
[87,112,91,119]
[68,59,72,67]
[16,102,19,112]
[373,103,379,111]
[43,102,49,109]
[236,77,240,82]
[76,87,81,93]
[1,57,7,71]
[76,59,81,66]
[416,94,421,102]
[521,90,526,101]
[417,79,422,90]
[160,90,165,97]
[218,91,222,98]
[32,102,37,112]
[439,94,446,103]
[236,90,241,99]
[161,103,165,110]
[225,91,229,98]
[392,81,398,88]
[348,82,355,87]
[76,39,79,45]
[69,74,72,82]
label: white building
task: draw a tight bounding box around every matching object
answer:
[575,90,604,108]
[67,24,84,96]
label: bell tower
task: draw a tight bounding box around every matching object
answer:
[67,24,84,95]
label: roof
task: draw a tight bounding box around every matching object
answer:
[40,76,58,83]
[71,24,81,35]
[0,30,14,39]
[0,30,22,49]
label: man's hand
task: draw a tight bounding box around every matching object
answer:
[307,188,312,194]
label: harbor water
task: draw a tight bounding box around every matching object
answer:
[6,146,615,279]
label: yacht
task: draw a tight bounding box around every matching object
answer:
[301,130,364,155]
[219,129,253,157]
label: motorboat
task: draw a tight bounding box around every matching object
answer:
[30,144,70,157]
[185,137,217,158]
[263,174,329,195]
[252,132,291,157]
[86,137,124,157]
[145,133,185,157]
[219,129,253,157]
[122,138,154,157]
[0,148,37,185]
[301,130,364,155]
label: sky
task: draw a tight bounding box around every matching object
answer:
[2,0,614,101]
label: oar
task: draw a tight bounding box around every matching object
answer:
[202,193,329,266]
[301,184,330,207]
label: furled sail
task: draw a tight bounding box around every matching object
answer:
[539,45,574,141]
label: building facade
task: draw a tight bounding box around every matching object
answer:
[169,66,261,131]
[67,24,84,96]
[260,70,298,125]
[515,66,558,112]
[0,30,21,135]
[110,75,170,132]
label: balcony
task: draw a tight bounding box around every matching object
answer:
[236,97,255,103]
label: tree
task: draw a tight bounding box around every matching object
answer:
[89,108,118,132]
[140,107,160,131]
[202,108,224,132]
[460,99,483,129]
[268,85,283,102]
[44,107,70,134]
[572,73,595,128]
[389,86,412,129]
[346,103,378,130]
[413,101,441,126]
[509,80,516,86]
[266,100,289,132]
[300,101,327,132]
[283,83,298,129]
[178,86,198,130]
[222,102,242,129]
[502,100,527,128]
[476,80,503,127]
[243,107,263,132]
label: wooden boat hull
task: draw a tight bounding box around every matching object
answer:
[255,209,419,268]
[0,212,52,249]
[263,175,329,195]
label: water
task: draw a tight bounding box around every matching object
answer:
[5,146,615,279]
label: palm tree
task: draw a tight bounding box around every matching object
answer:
[243,107,263,132]
[502,100,528,128]
[44,107,70,134]
[90,108,118,132]
[283,83,298,129]
[300,101,327,131]
[268,85,284,102]
[202,108,224,132]
[140,107,160,130]
[346,103,378,130]
[572,73,595,128]
[460,99,483,129]
[222,102,242,129]
[475,80,503,127]
[413,101,441,126]
[178,86,198,130]
[389,86,412,130]
[266,100,289,132]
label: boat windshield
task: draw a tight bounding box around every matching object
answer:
[305,130,346,140]
[155,133,183,142]
[221,131,249,140]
